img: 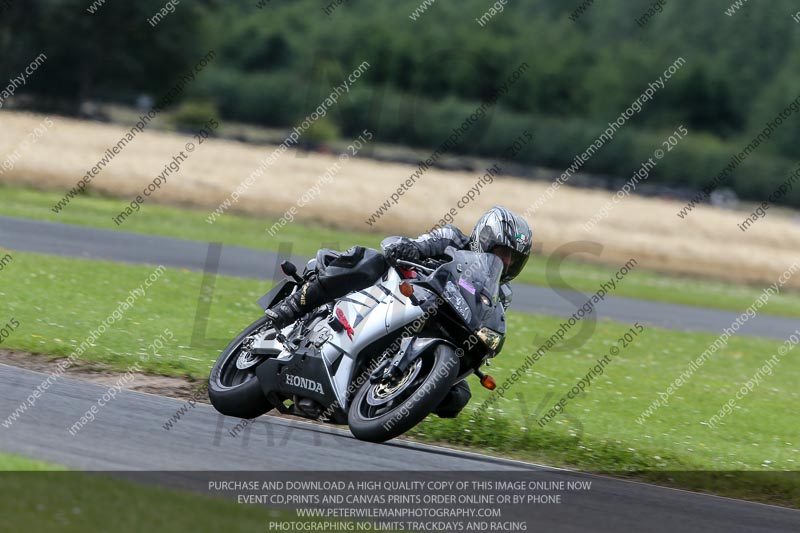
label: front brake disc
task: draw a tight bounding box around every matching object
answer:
[366,358,423,406]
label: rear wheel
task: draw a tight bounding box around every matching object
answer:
[208,317,275,419]
[348,344,460,443]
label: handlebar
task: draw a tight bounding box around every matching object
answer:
[393,259,435,274]
[392,257,445,275]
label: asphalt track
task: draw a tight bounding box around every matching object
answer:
[1,364,798,532]
[1,215,797,339]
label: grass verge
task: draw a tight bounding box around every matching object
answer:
[2,182,800,317]
[0,453,322,532]
[0,452,65,471]
[1,251,798,505]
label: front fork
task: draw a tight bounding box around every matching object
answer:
[370,336,459,385]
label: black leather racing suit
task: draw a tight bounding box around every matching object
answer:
[409,224,512,309]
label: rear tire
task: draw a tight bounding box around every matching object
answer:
[208,317,274,419]
[348,344,460,443]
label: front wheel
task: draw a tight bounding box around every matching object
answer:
[348,344,460,443]
[208,316,275,419]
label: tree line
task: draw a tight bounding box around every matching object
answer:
[3,0,799,206]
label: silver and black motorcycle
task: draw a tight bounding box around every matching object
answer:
[208,240,506,443]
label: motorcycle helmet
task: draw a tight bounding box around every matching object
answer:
[470,206,532,282]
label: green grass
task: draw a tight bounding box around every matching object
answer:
[1,250,269,378]
[1,251,798,504]
[417,313,800,473]
[3,182,800,317]
[0,453,326,532]
[0,452,65,471]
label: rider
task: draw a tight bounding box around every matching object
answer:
[266,206,533,418]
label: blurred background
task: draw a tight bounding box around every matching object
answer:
[2,0,800,205]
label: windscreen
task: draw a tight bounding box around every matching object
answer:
[449,250,503,302]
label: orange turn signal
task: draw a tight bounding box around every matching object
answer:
[480,374,497,390]
[399,282,414,297]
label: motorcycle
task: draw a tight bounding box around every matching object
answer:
[208,239,506,443]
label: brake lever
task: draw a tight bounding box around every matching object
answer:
[394,259,434,274]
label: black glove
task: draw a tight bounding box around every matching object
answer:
[384,238,421,265]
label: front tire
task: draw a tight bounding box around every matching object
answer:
[348,344,460,443]
[208,316,274,419]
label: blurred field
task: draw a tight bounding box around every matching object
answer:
[3,111,800,288]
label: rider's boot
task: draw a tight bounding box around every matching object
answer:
[433,380,472,418]
[265,277,328,330]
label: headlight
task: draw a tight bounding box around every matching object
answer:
[444,281,472,322]
[476,327,503,351]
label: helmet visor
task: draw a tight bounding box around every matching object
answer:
[491,245,529,281]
